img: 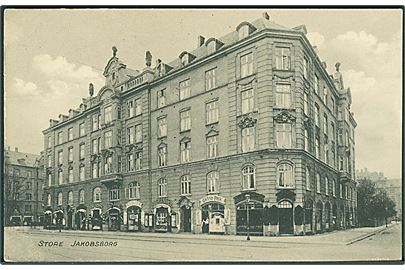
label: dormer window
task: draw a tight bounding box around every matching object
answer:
[181,54,189,66]
[207,41,216,54]
[206,38,224,55]
[179,52,196,67]
[237,22,256,40]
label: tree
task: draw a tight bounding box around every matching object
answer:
[4,172,29,226]
[357,178,397,226]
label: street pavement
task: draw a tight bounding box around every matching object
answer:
[3,222,402,262]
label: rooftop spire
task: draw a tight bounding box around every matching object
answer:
[112,46,118,57]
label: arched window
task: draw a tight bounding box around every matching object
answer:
[332,180,336,197]
[316,173,321,193]
[79,189,85,204]
[306,167,311,190]
[325,176,329,195]
[47,193,51,206]
[128,181,140,199]
[207,171,219,194]
[277,163,294,188]
[180,175,191,195]
[238,24,250,40]
[93,187,102,202]
[278,200,293,208]
[68,191,73,206]
[242,165,255,190]
[57,192,63,206]
[158,178,167,198]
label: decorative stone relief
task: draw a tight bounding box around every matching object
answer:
[273,110,296,123]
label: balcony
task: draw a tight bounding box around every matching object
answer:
[339,171,352,183]
[100,173,123,187]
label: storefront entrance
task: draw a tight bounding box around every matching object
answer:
[127,206,141,232]
[23,216,33,226]
[66,206,74,229]
[278,200,293,235]
[155,206,171,232]
[44,209,53,229]
[236,201,264,235]
[107,208,121,231]
[316,201,323,232]
[76,210,86,230]
[201,203,225,234]
[91,209,102,230]
[180,206,191,232]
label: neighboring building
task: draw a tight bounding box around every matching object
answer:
[42,12,357,235]
[356,168,402,221]
[4,147,44,225]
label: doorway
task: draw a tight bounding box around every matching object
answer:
[180,206,191,232]
[127,206,141,232]
[278,200,293,235]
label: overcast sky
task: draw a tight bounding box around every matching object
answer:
[4,8,402,178]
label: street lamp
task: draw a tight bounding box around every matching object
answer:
[245,194,251,241]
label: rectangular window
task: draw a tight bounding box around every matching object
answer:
[127,126,134,144]
[92,114,99,131]
[158,89,166,108]
[206,100,219,124]
[92,163,98,178]
[181,140,191,163]
[205,68,216,91]
[179,79,191,100]
[304,57,309,79]
[276,123,292,148]
[58,151,63,165]
[98,114,101,129]
[128,153,134,172]
[127,100,134,118]
[323,87,328,105]
[180,110,191,131]
[68,128,73,141]
[241,89,254,114]
[48,155,52,167]
[158,145,167,167]
[104,156,113,175]
[303,92,309,115]
[180,176,191,195]
[314,104,320,127]
[345,131,349,146]
[275,47,291,70]
[304,129,309,152]
[241,127,255,152]
[331,97,335,114]
[48,173,52,186]
[158,117,167,138]
[79,166,85,181]
[48,136,52,148]
[331,123,335,142]
[104,130,113,148]
[323,115,328,135]
[109,188,120,201]
[92,138,99,154]
[276,84,291,108]
[316,174,321,193]
[68,168,73,183]
[98,161,102,177]
[338,128,343,144]
[104,106,113,124]
[135,124,142,143]
[315,138,320,159]
[58,171,63,185]
[240,52,253,77]
[79,144,85,160]
[135,152,142,171]
[68,147,73,162]
[79,123,85,137]
[314,75,319,94]
[207,135,218,159]
[135,98,142,115]
[58,132,63,145]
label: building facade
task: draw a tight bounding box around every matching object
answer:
[42,13,357,235]
[4,147,44,225]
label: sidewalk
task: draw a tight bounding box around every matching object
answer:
[17,222,399,245]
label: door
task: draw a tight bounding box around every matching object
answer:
[155,207,169,232]
[127,206,141,231]
[181,206,191,232]
[278,201,293,235]
[92,210,102,230]
[108,209,121,231]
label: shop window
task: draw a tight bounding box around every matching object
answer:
[242,165,255,190]
[277,163,294,188]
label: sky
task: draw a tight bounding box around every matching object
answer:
[4,8,403,179]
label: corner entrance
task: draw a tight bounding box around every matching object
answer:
[278,200,293,235]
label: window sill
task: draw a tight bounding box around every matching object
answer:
[241,188,257,192]
[206,121,219,126]
[157,135,167,140]
[93,201,102,203]
[109,199,120,202]
[180,129,191,134]
[206,192,220,195]
[276,186,295,190]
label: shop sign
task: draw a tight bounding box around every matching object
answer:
[199,195,225,206]
[126,200,142,209]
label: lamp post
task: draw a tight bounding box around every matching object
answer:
[245,194,251,241]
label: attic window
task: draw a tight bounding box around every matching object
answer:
[238,25,250,40]
[207,41,216,54]
[181,54,189,66]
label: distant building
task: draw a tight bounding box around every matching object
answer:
[4,147,44,225]
[42,12,357,235]
[356,168,402,220]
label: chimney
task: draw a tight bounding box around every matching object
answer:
[197,35,205,47]
[321,61,327,69]
[15,147,18,152]
[262,12,270,20]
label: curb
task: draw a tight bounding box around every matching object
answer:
[346,223,396,245]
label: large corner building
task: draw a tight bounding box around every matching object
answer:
[42,13,357,235]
